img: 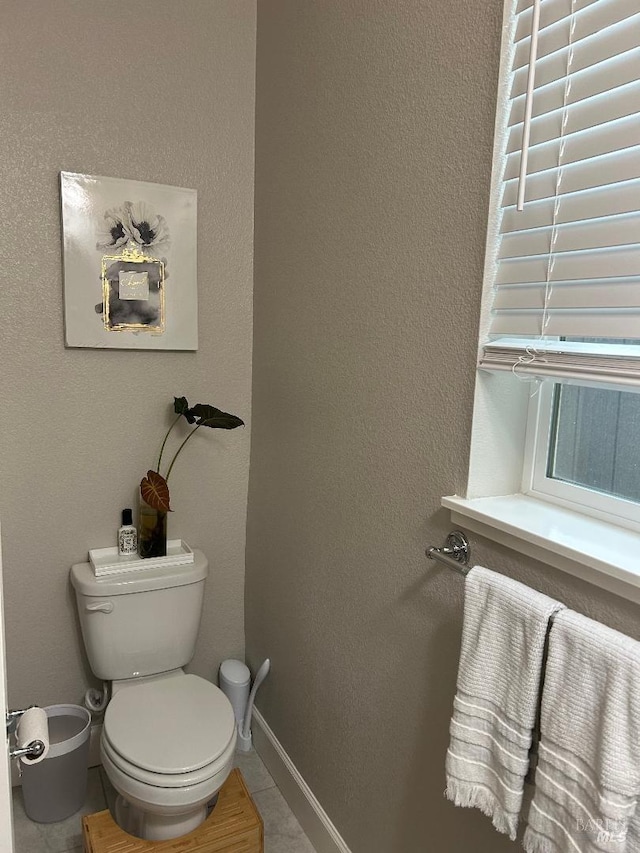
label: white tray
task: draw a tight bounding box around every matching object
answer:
[89,540,194,577]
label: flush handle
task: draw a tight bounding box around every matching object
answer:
[85,601,113,614]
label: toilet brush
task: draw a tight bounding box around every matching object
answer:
[237,659,271,752]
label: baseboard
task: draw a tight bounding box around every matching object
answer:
[11,721,103,787]
[252,709,352,853]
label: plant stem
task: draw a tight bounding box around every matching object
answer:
[157,414,182,473]
[165,424,202,481]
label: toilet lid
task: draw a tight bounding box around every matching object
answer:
[104,675,235,774]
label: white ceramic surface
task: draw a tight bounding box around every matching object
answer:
[72,552,238,840]
[71,552,208,681]
[101,718,236,841]
[104,675,235,774]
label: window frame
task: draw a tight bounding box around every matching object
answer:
[522,381,640,534]
[442,0,640,602]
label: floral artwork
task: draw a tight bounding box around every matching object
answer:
[97,202,171,255]
[61,173,197,350]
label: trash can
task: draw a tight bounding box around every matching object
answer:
[21,704,91,823]
[219,659,250,727]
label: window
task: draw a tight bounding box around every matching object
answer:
[525,380,640,530]
[444,0,640,594]
[547,385,640,505]
[478,0,640,523]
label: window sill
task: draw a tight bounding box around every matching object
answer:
[441,493,640,604]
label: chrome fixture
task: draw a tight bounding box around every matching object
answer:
[426,530,470,575]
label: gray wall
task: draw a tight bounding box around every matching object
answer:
[246,2,640,851]
[0,0,256,709]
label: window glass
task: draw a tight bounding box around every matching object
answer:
[547,381,640,505]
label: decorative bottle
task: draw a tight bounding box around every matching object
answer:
[118,508,138,557]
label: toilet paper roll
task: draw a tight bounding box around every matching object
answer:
[16,707,49,765]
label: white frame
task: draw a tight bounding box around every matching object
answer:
[61,172,198,351]
[523,382,640,534]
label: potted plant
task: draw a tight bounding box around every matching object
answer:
[139,396,244,557]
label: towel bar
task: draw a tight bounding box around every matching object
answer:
[426,531,470,575]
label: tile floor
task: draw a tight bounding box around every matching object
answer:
[12,749,317,853]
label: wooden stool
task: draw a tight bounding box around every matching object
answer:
[82,768,263,853]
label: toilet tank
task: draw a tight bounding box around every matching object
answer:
[70,551,208,681]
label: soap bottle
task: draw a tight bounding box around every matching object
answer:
[118,508,138,557]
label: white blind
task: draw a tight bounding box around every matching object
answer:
[480,0,640,385]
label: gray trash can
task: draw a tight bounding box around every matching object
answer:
[21,704,91,823]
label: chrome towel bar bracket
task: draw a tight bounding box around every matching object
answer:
[426,530,471,576]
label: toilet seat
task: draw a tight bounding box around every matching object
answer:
[103,674,236,783]
[101,730,236,789]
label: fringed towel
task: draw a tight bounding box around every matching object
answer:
[523,610,640,853]
[445,566,564,840]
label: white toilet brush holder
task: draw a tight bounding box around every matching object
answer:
[218,660,250,727]
[236,659,271,752]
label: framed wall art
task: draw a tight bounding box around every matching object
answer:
[60,172,198,350]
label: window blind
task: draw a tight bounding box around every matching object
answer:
[479,0,640,387]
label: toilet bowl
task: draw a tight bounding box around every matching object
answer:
[70,551,237,841]
[100,673,236,841]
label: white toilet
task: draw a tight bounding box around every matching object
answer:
[70,551,237,841]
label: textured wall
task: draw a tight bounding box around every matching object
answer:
[247,2,640,851]
[0,0,256,708]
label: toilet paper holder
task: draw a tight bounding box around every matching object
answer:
[10,740,46,761]
[6,706,46,761]
[6,705,36,730]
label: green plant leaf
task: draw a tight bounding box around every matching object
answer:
[174,396,196,424]
[191,403,244,430]
[140,470,172,512]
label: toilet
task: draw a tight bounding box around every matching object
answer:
[70,551,237,841]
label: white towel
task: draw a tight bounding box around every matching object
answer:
[445,566,564,840]
[523,610,640,853]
